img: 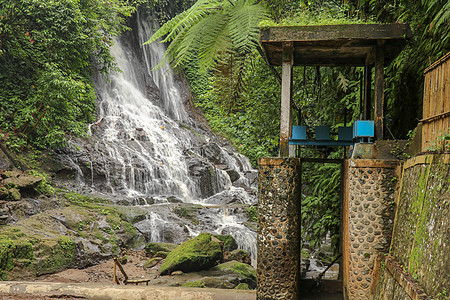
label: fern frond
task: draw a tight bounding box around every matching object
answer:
[228,0,268,52]
[144,0,222,45]
[196,11,232,71]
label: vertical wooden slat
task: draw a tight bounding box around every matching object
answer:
[374,42,385,140]
[422,52,450,151]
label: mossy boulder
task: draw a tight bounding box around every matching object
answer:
[213,234,238,252]
[143,257,163,269]
[145,242,177,257]
[159,233,222,275]
[0,228,75,280]
[213,260,256,289]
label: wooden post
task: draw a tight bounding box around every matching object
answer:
[374,41,385,140]
[363,64,372,120]
[280,42,293,157]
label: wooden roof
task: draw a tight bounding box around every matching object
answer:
[260,23,412,66]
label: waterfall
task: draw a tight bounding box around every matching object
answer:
[65,9,258,267]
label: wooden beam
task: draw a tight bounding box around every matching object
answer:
[374,42,385,140]
[363,64,372,120]
[260,24,412,43]
[280,42,293,157]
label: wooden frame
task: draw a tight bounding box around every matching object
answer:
[421,52,450,151]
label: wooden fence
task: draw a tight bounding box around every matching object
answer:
[422,52,450,151]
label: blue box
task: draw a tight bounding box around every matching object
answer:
[338,126,353,141]
[315,126,330,140]
[353,120,374,138]
[291,125,307,140]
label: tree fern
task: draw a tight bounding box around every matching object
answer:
[145,0,268,71]
[228,0,268,52]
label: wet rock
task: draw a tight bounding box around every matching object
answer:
[2,174,42,191]
[143,257,163,269]
[201,143,223,165]
[171,270,184,276]
[213,235,238,252]
[186,157,222,198]
[167,196,183,203]
[200,276,235,289]
[159,233,222,275]
[227,249,251,265]
[226,169,240,183]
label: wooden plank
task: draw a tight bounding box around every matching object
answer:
[364,64,372,120]
[374,42,385,140]
[280,42,293,157]
[424,51,450,74]
[260,24,412,42]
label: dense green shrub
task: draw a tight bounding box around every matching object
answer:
[0,0,136,149]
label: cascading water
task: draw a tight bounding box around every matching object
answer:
[61,9,258,266]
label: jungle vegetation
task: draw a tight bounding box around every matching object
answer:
[147,0,449,251]
[1,0,448,252]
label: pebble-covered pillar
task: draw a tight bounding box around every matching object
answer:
[257,158,301,300]
[345,159,399,299]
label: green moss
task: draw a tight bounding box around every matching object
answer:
[143,257,163,269]
[159,233,222,275]
[64,192,112,207]
[213,235,238,251]
[217,261,256,279]
[259,9,375,28]
[182,280,205,288]
[145,242,174,257]
[246,206,257,222]
[28,170,55,196]
[0,229,35,280]
[235,283,249,290]
[173,206,199,225]
[8,188,21,201]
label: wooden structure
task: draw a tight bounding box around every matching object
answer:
[113,257,152,285]
[259,24,412,157]
[421,52,450,151]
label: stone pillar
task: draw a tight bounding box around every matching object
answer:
[345,159,399,299]
[257,158,300,300]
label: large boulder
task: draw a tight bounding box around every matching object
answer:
[211,260,257,289]
[159,233,222,275]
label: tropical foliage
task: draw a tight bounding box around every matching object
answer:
[145,0,268,71]
[0,0,136,149]
[174,0,449,252]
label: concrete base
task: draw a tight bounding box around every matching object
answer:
[0,281,256,300]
